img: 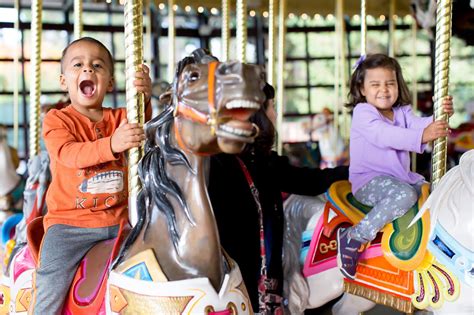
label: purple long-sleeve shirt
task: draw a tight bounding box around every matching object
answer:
[349,103,433,193]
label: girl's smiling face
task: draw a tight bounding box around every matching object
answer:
[60,40,114,111]
[361,67,399,115]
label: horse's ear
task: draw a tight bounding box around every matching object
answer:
[159,89,173,106]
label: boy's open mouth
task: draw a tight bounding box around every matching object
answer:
[79,80,96,97]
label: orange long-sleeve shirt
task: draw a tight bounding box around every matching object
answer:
[42,105,151,231]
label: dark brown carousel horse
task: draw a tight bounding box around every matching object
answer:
[108,53,266,313]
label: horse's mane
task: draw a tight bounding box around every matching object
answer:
[282,194,326,314]
[114,106,193,267]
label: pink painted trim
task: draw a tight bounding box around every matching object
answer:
[301,218,383,278]
[304,257,338,277]
[302,214,332,277]
[13,246,35,282]
[360,243,382,260]
[72,239,114,305]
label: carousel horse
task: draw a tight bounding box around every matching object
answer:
[0,149,50,309]
[283,149,474,315]
[0,126,23,225]
[0,125,23,273]
[310,108,348,169]
[0,55,265,314]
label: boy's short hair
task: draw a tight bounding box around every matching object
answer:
[60,37,114,76]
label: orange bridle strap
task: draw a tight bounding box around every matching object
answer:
[174,61,219,153]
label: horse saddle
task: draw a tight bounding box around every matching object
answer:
[326,180,431,270]
[9,216,129,314]
[303,181,459,313]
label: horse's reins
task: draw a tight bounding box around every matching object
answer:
[173,61,219,152]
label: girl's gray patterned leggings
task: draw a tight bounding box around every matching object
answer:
[349,175,423,243]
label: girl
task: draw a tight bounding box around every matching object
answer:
[337,53,454,279]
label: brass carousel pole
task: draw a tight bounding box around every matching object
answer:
[124,0,145,225]
[167,0,175,82]
[236,0,247,62]
[360,0,367,56]
[267,0,276,85]
[145,0,154,80]
[29,0,42,158]
[74,0,83,39]
[411,17,418,172]
[339,1,348,141]
[388,0,396,57]
[221,0,230,61]
[334,0,343,136]
[431,0,453,189]
[275,0,286,155]
[13,0,20,148]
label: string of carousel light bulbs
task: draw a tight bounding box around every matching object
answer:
[103,0,415,23]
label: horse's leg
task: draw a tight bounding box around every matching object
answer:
[331,293,375,315]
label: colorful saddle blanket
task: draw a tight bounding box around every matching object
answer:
[301,180,432,313]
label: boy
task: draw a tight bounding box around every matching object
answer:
[31,37,152,314]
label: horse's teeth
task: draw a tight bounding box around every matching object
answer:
[220,124,253,136]
[225,100,260,110]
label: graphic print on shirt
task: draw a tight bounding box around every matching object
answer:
[78,170,124,194]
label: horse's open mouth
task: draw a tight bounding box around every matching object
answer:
[216,99,260,142]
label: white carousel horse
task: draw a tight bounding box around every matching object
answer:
[283,149,474,315]
[310,109,348,169]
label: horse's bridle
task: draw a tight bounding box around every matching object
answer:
[173,61,219,152]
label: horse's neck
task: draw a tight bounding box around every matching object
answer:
[169,152,210,214]
[145,136,224,290]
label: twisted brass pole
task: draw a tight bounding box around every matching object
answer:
[236,0,247,62]
[360,0,366,56]
[29,0,42,158]
[221,0,230,61]
[167,0,175,82]
[145,0,154,80]
[431,0,453,189]
[339,0,348,141]
[74,0,83,39]
[13,0,20,149]
[334,0,343,134]
[411,18,418,172]
[388,0,396,57]
[276,0,286,155]
[267,0,276,85]
[124,0,144,225]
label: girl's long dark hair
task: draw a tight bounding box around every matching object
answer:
[346,53,412,109]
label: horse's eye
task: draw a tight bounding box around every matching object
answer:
[189,71,200,82]
[220,66,232,75]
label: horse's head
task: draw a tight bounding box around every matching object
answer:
[171,60,265,154]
